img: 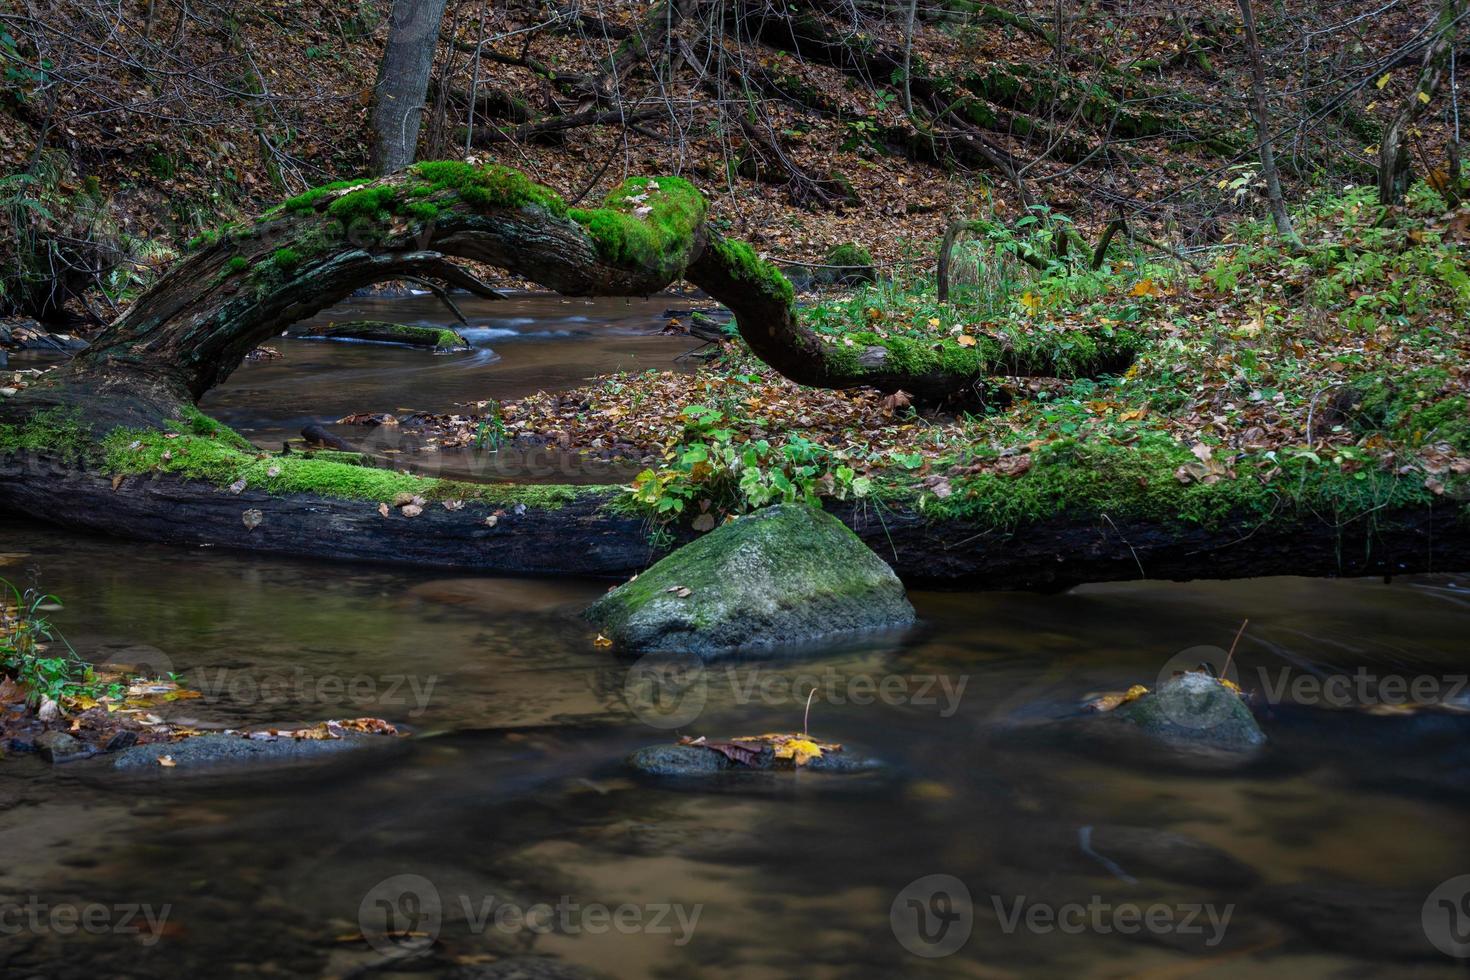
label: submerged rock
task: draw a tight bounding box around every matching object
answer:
[298,320,471,351]
[108,732,400,772]
[1111,672,1266,751]
[586,504,914,658]
[628,743,884,777]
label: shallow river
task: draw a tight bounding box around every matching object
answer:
[3,296,1470,978]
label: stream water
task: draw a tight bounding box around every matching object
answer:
[3,295,1470,979]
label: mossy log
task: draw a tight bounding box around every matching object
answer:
[1,455,1466,588]
[10,161,1131,430]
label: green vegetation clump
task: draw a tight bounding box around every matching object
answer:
[568,176,705,276]
[1,579,123,707]
[325,185,397,224]
[410,161,567,216]
[271,247,303,272]
[821,242,876,284]
[0,407,95,461]
[279,179,372,214]
[404,200,440,222]
[224,255,250,274]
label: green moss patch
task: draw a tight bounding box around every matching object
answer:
[568,176,705,277]
[410,161,567,217]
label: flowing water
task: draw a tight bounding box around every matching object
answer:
[3,295,1470,979]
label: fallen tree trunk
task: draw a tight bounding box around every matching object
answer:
[1,453,1464,588]
[11,162,1133,425]
[0,162,1144,584]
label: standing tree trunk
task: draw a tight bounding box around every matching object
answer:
[1379,0,1463,204]
[370,0,450,175]
[1236,0,1299,246]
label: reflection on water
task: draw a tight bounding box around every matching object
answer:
[198,292,705,483]
[2,518,1469,977]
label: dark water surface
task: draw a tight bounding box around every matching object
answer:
[3,297,1470,978]
[199,291,704,483]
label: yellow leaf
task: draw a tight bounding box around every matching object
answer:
[1019,292,1041,313]
[1129,278,1163,298]
[1418,91,1431,104]
[1086,684,1150,713]
[775,737,825,766]
[955,334,977,347]
[593,633,613,648]
[927,317,941,328]
[1376,73,1391,89]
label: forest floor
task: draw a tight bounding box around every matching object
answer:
[368,182,1470,533]
[2,0,1441,316]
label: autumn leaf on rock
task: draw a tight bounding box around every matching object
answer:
[740,732,842,767]
[241,509,263,531]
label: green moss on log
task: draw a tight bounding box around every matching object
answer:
[410,161,568,216]
[568,176,706,277]
[712,237,796,310]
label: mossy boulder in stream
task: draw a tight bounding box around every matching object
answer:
[297,320,471,351]
[1112,672,1266,750]
[586,504,914,658]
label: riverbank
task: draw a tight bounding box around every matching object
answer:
[2,182,1464,587]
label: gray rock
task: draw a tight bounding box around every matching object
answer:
[587,504,914,658]
[102,730,139,752]
[36,731,91,764]
[109,733,396,771]
[1112,672,1266,751]
[628,743,884,777]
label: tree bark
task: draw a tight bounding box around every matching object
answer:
[1237,0,1300,246]
[1379,0,1462,204]
[370,0,450,175]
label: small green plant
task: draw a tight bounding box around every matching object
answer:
[0,579,118,708]
[474,402,507,451]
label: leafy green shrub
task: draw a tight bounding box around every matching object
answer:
[629,405,872,522]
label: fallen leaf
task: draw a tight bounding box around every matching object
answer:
[242,509,263,531]
[158,755,177,768]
